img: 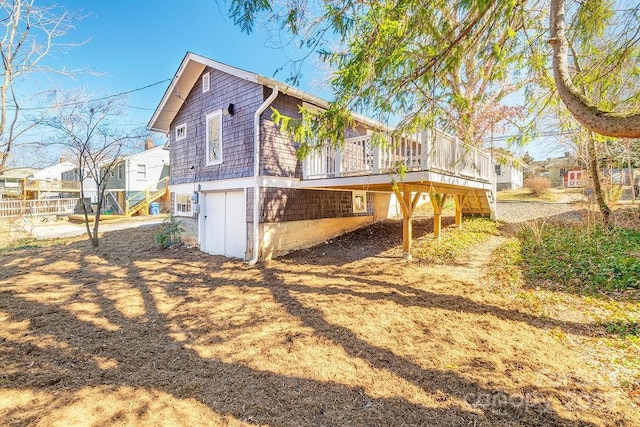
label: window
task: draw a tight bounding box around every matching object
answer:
[137,164,147,180]
[206,110,223,165]
[175,194,192,216]
[176,123,187,141]
[352,191,367,213]
[494,164,502,176]
[117,164,123,180]
[202,72,210,93]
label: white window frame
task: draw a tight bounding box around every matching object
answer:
[136,164,147,181]
[175,193,192,216]
[175,123,187,141]
[117,163,123,180]
[352,191,367,214]
[202,72,210,93]
[206,110,223,165]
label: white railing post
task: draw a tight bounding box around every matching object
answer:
[422,129,431,171]
[335,147,342,177]
[373,145,380,175]
[474,149,478,179]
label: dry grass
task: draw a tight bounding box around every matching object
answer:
[497,188,560,202]
[0,221,638,426]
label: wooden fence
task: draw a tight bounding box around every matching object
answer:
[0,198,78,219]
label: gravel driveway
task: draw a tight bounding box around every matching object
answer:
[495,201,585,224]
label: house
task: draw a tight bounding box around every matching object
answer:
[148,52,496,261]
[102,139,170,215]
[61,167,99,203]
[490,151,525,191]
[0,168,37,199]
[543,153,581,187]
[62,140,170,215]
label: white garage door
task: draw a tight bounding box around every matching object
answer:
[202,191,246,259]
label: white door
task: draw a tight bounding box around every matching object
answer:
[203,191,246,258]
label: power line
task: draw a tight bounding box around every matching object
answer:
[10,78,172,111]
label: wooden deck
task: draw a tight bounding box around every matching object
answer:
[300,128,496,259]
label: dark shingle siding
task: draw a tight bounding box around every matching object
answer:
[257,188,373,223]
[169,67,263,185]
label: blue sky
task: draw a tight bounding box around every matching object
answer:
[18,0,324,163]
[16,0,560,166]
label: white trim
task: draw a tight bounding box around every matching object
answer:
[206,110,223,165]
[352,190,367,213]
[148,52,259,133]
[174,193,192,216]
[202,72,210,93]
[147,51,389,134]
[176,123,187,141]
[136,164,147,181]
[297,170,493,191]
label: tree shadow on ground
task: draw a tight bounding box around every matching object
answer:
[0,228,616,425]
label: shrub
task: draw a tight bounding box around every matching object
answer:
[523,177,552,196]
[154,216,184,249]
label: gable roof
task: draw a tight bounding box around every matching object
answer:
[148,52,387,133]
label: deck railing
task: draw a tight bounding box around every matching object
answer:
[0,198,78,219]
[302,128,492,182]
[24,179,81,191]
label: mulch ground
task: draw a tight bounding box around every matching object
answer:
[0,218,638,426]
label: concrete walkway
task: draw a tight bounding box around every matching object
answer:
[23,216,167,240]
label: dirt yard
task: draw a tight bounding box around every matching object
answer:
[0,218,638,426]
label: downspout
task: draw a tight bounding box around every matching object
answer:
[248,85,279,265]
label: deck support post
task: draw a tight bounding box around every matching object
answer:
[453,194,463,228]
[393,185,422,260]
[430,192,448,239]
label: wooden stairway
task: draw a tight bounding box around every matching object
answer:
[124,177,169,216]
[461,188,495,218]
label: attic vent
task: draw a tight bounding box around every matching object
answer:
[202,72,210,93]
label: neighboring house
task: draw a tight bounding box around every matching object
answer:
[28,158,79,199]
[545,153,580,187]
[61,167,99,203]
[62,140,170,214]
[0,168,37,199]
[490,152,525,191]
[31,158,76,181]
[103,139,170,214]
[148,52,495,261]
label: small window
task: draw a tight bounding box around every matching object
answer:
[352,191,367,213]
[495,164,502,176]
[206,110,223,165]
[117,164,123,180]
[176,123,187,141]
[175,194,192,216]
[137,164,147,180]
[202,72,210,93]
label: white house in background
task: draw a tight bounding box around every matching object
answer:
[62,140,170,214]
[102,140,170,215]
[494,157,525,191]
[31,158,76,181]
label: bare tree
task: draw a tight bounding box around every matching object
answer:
[43,93,144,247]
[0,0,83,174]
